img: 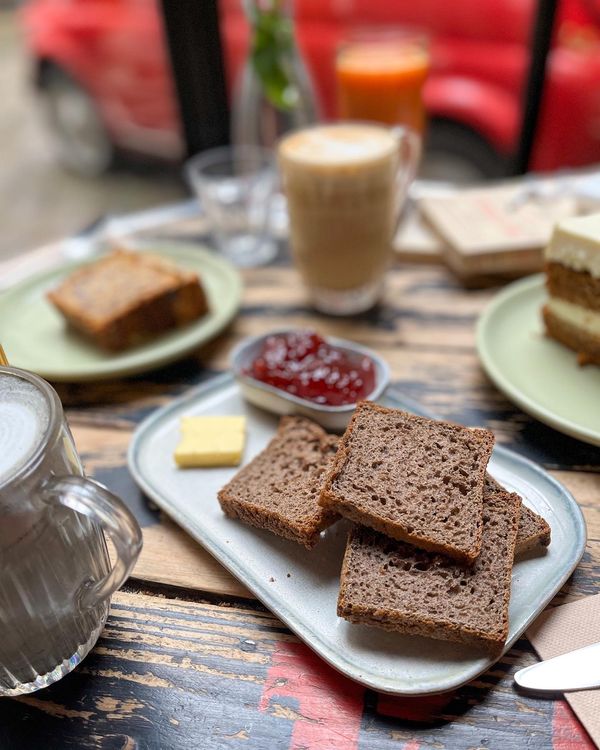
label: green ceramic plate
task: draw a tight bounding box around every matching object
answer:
[477,274,600,446]
[0,244,242,382]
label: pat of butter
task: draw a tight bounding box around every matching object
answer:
[174,416,246,467]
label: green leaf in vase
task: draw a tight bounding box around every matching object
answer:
[250,2,300,111]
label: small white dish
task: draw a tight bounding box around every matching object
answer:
[230,329,391,431]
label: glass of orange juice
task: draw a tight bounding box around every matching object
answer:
[336,28,430,135]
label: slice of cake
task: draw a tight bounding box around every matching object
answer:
[319,402,495,564]
[485,474,550,556]
[218,416,339,548]
[48,249,209,351]
[543,213,600,365]
[337,490,521,653]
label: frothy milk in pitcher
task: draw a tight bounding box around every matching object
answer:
[0,370,110,695]
[0,375,50,483]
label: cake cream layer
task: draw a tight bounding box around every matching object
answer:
[546,297,600,336]
[546,214,600,278]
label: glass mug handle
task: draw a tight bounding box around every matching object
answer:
[391,125,422,217]
[42,476,143,609]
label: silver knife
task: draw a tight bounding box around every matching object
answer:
[514,642,600,692]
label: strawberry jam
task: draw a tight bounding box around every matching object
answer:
[247,331,376,406]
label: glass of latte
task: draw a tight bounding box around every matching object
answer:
[0,366,142,696]
[278,122,420,314]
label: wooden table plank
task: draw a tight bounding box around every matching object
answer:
[1,588,593,750]
[137,519,251,598]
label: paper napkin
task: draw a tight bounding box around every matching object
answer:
[527,593,600,745]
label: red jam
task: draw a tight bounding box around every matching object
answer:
[247,331,376,406]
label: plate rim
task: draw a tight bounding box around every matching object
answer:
[127,373,587,696]
[476,273,600,447]
[0,243,242,382]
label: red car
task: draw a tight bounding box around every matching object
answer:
[20,0,600,177]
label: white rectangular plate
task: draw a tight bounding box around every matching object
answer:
[128,374,586,695]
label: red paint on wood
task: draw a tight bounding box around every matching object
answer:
[377,692,455,723]
[259,641,364,750]
[553,701,595,750]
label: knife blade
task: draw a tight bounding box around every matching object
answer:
[514,642,600,692]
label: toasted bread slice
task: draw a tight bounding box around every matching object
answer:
[320,402,494,564]
[484,474,551,556]
[338,490,521,653]
[218,416,339,548]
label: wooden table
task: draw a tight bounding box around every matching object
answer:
[1,225,599,750]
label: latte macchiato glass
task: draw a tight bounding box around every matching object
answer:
[0,367,142,696]
[278,122,419,314]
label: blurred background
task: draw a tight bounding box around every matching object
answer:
[4,0,600,262]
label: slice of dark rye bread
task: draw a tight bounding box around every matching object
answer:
[217,416,339,549]
[337,490,521,653]
[319,402,495,565]
[484,474,551,556]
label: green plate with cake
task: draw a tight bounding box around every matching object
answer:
[477,214,600,447]
[0,243,242,382]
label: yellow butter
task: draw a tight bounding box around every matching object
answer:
[174,416,246,467]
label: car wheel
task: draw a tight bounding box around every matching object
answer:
[421,119,509,183]
[39,67,115,177]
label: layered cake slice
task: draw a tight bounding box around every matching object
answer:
[543,213,600,365]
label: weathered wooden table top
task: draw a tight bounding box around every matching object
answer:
[1,231,598,750]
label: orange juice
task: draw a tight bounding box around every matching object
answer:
[336,35,430,134]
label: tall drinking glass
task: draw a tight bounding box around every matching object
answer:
[278,122,420,314]
[336,28,430,135]
[0,366,142,696]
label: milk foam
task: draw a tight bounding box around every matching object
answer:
[280,124,396,166]
[0,373,50,483]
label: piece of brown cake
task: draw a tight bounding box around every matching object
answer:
[218,416,339,548]
[47,249,209,351]
[484,474,551,556]
[319,402,495,564]
[337,490,521,653]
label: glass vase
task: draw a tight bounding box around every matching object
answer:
[232,0,319,148]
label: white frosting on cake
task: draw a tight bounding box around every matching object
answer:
[546,298,600,336]
[546,213,600,278]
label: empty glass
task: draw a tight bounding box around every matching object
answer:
[186,146,278,267]
[0,366,142,696]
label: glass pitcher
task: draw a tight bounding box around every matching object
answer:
[0,366,142,696]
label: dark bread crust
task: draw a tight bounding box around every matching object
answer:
[320,402,494,564]
[337,491,521,654]
[543,304,600,366]
[48,249,208,351]
[218,416,339,549]
[485,474,550,556]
